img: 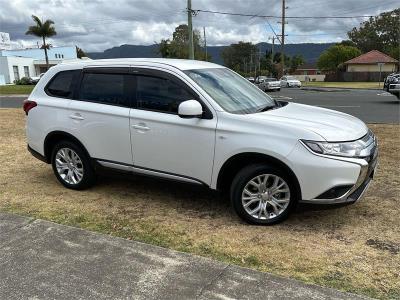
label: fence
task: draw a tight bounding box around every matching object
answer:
[293,74,326,82]
[325,71,394,82]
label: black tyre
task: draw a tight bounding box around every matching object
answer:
[230,164,298,225]
[286,83,289,87]
[51,141,96,190]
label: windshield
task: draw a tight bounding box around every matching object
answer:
[286,76,296,80]
[185,68,276,114]
[266,78,277,82]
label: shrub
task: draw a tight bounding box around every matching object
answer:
[14,77,33,85]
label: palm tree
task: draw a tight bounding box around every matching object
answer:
[26,15,57,71]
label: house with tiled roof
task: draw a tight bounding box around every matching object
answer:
[344,50,398,73]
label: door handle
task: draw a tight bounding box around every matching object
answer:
[69,113,85,120]
[132,124,150,131]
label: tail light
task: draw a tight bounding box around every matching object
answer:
[23,100,37,115]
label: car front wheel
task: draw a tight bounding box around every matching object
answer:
[51,141,96,190]
[230,164,297,225]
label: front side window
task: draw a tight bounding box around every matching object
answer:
[46,70,80,98]
[79,73,130,107]
[185,68,276,114]
[135,75,194,113]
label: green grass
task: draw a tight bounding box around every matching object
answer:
[0,85,34,95]
[302,81,383,89]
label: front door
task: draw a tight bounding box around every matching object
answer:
[129,70,217,185]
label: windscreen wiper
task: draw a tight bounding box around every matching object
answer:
[256,105,276,112]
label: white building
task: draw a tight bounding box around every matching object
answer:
[0,40,78,85]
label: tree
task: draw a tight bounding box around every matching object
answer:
[317,44,361,72]
[348,9,399,56]
[289,55,305,73]
[272,52,290,66]
[76,46,87,58]
[158,24,210,60]
[221,42,258,73]
[26,15,56,70]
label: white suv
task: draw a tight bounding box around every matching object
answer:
[24,59,378,225]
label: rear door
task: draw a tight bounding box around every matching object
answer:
[129,68,217,185]
[69,67,133,164]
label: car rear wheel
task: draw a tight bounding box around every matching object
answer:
[51,141,96,190]
[230,164,297,225]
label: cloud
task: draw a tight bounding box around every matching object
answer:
[0,0,397,52]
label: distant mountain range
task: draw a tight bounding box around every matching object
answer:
[88,42,335,65]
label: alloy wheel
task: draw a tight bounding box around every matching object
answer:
[55,148,84,185]
[241,174,290,220]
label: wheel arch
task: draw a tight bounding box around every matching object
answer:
[43,131,91,163]
[216,152,302,199]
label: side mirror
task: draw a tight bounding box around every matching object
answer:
[178,100,203,118]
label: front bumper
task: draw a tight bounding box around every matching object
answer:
[389,83,400,93]
[303,149,378,204]
[300,139,378,204]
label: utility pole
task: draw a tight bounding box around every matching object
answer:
[250,50,253,76]
[203,26,207,61]
[280,0,286,76]
[187,0,194,60]
[270,36,275,76]
[255,56,257,78]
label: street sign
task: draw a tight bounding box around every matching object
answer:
[377,63,385,88]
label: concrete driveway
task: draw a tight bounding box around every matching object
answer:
[0,212,371,300]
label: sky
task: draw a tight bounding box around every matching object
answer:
[0,0,398,52]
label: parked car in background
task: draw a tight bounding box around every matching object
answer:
[280,76,301,88]
[389,83,400,99]
[24,58,378,225]
[254,76,267,89]
[30,73,45,84]
[246,77,255,83]
[384,73,399,91]
[255,76,281,92]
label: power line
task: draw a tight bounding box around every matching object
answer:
[280,0,286,75]
[330,0,399,16]
[192,9,378,19]
[0,11,185,32]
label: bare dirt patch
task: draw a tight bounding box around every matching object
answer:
[1,109,399,299]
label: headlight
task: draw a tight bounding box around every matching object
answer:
[302,140,366,157]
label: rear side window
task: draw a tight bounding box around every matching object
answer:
[136,75,194,113]
[45,70,80,98]
[78,73,130,107]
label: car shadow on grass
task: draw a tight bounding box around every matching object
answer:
[94,170,354,229]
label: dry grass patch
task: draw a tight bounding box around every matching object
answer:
[1,109,399,299]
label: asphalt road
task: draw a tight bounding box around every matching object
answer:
[1,88,399,123]
[270,87,399,124]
